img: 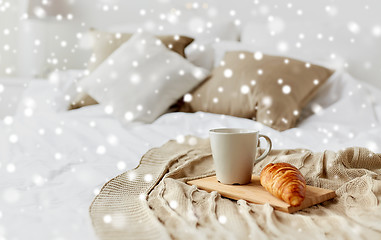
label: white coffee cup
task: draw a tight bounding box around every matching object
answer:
[209,128,272,185]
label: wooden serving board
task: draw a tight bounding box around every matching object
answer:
[187,175,336,214]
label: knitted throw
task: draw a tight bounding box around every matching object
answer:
[89,137,381,239]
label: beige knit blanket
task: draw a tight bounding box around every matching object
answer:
[90,137,381,240]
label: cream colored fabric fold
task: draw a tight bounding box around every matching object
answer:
[90,137,381,240]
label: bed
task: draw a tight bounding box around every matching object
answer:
[1,68,380,239]
[2,1,381,239]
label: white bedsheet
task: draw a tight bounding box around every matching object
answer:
[1,71,381,239]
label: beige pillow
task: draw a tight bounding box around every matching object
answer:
[180,51,334,131]
[69,30,194,110]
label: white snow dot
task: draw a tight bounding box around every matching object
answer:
[169,200,178,209]
[60,41,67,47]
[96,146,106,155]
[103,215,112,224]
[183,93,193,103]
[104,105,114,114]
[107,135,119,146]
[3,116,13,125]
[0,84,4,92]
[102,5,109,11]
[38,129,45,135]
[144,174,153,182]
[277,78,283,84]
[5,67,14,74]
[89,121,96,127]
[130,74,141,84]
[178,69,185,76]
[132,61,138,67]
[54,152,62,160]
[33,174,44,186]
[257,69,263,75]
[33,6,46,18]
[224,69,233,78]
[55,127,63,135]
[239,53,245,59]
[213,97,219,103]
[93,188,100,195]
[281,118,288,124]
[117,161,126,171]
[124,112,134,121]
[9,134,18,143]
[24,108,33,117]
[293,110,299,116]
[3,28,10,35]
[262,96,272,107]
[325,5,338,16]
[218,215,227,224]
[305,63,311,68]
[282,85,291,94]
[6,163,16,173]
[240,85,250,94]
[311,103,323,114]
[176,135,185,144]
[218,86,224,92]
[254,51,263,60]
[372,25,381,37]
[277,41,289,52]
[347,22,360,34]
[366,141,378,152]
[139,193,146,200]
[188,137,198,146]
[25,98,36,108]
[128,171,136,181]
[193,68,205,80]
[313,79,319,85]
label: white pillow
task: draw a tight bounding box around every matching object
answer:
[78,32,210,124]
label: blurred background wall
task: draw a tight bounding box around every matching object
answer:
[0,0,380,87]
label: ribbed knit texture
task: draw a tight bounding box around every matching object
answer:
[90,137,381,240]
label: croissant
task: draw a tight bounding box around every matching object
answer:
[260,163,306,207]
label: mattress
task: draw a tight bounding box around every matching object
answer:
[1,70,381,239]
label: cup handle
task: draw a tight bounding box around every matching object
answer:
[254,134,272,163]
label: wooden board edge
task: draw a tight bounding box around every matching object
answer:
[187,177,337,214]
